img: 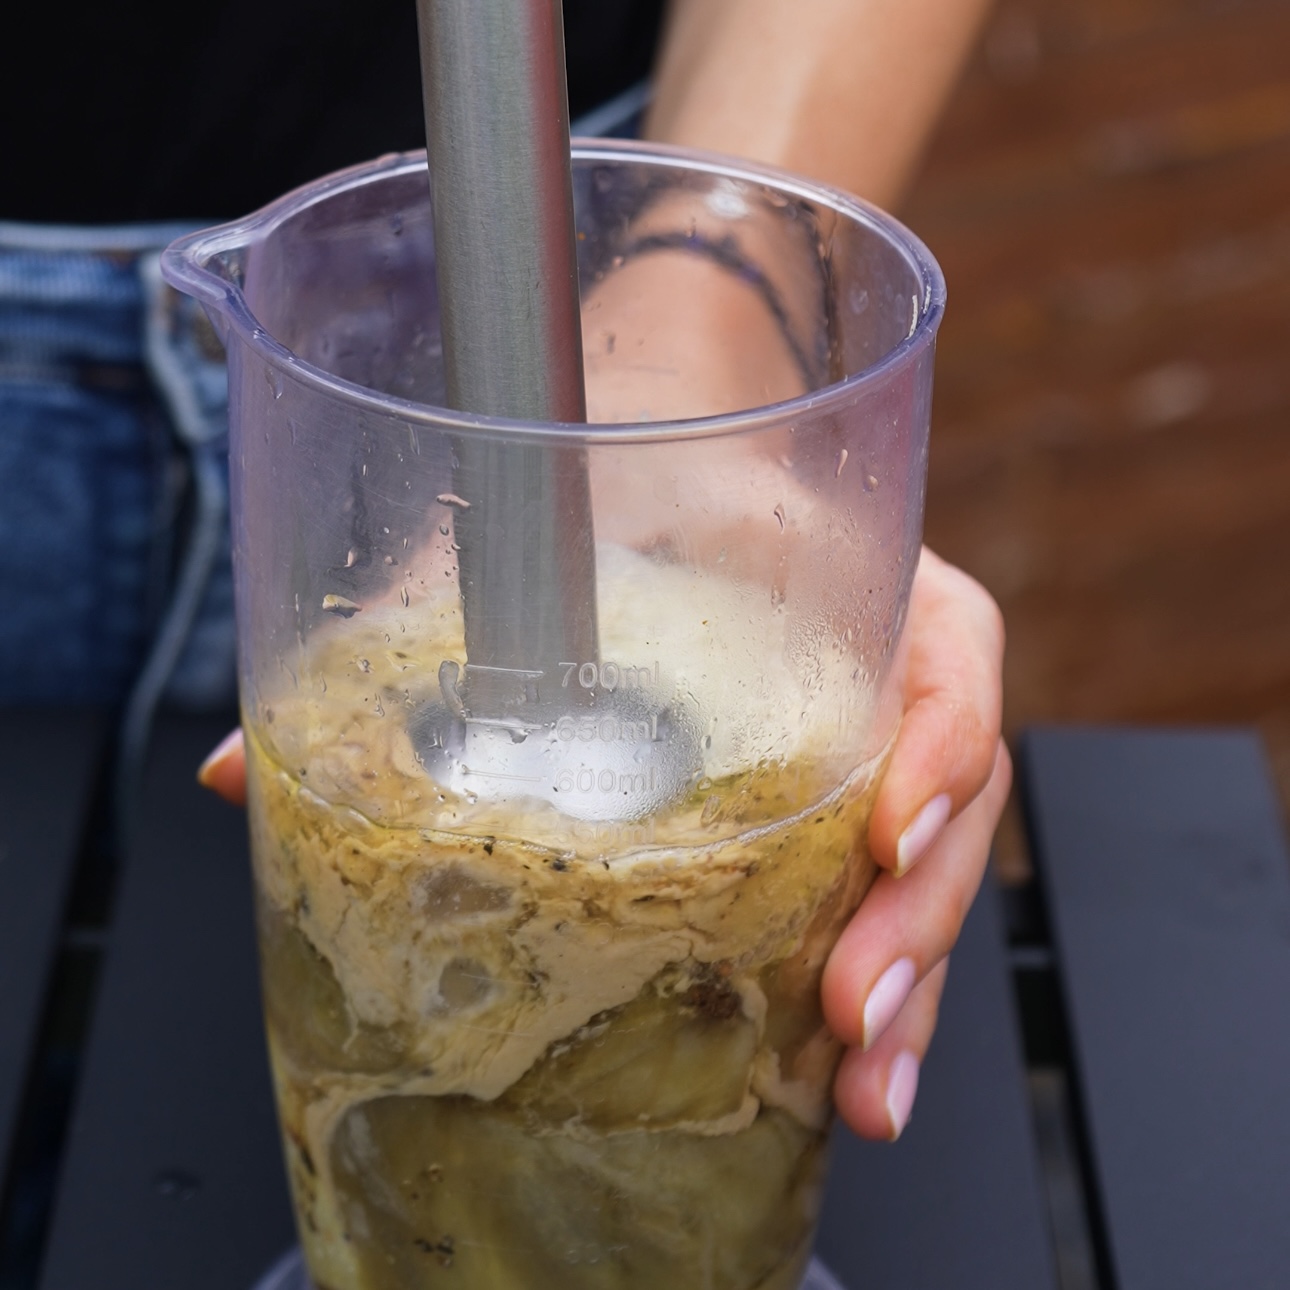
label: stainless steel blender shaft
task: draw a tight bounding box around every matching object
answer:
[416,0,598,683]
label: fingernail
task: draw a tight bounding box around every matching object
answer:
[896,793,952,876]
[863,957,916,1051]
[197,728,243,787]
[886,1049,920,1140]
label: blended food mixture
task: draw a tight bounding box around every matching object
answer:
[246,546,887,1290]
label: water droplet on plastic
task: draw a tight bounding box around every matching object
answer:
[439,524,450,536]
[835,448,849,478]
[401,586,411,608]
[437,492,471,510]
[773,503,786,532]
[864,473,879,493]
[345,549,357,567]
[373,697,385,717]
[358,657,372,673]
[612,254,624,268]
[322,594,361,617]
[361,463,368,476]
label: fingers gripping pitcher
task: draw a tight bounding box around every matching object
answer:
[163,141,943,1290]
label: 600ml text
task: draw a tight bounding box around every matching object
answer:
[555,766,659,795]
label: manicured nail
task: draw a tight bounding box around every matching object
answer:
[197,728,243,788]
[886,1049,920,1139]
[895,793,952,876]
[863,957,916,1051]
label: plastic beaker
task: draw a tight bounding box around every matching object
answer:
[163,140,943,1290]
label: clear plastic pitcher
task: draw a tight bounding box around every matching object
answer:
[163,141,943,1290]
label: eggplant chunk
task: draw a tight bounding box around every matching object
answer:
[330,1094,824,1290]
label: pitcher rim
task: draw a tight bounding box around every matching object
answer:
[160,142,945,445]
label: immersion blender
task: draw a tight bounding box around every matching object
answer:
[413,0,697,818]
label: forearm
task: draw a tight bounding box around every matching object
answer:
[644,0,993,208]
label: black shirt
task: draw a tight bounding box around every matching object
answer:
[4,0,663,223]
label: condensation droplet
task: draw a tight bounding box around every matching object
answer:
[373,697,385,717]
[384,555,396,565]
[322,594,361,617]
[864,474,879,493]
[835,448,849,478]
[345,549,357,567]
[401,586,411,608]
[439,524,451,536]
[773,503,786,532]
[437,492,471,510]
[358,657,372,673]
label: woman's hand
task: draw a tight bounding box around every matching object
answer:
[821,547,1009,1139]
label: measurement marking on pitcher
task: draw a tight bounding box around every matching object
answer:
[556,713,659,744]
[559,660,659,692]
[556,766,658,795]
[461,767,545,784]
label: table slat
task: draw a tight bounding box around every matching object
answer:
[0,709,104,1187]
[39,716,294,1290]
[815,878,1058,1290]
[1022,727,1290,1290]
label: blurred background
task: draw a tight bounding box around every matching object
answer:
[904,0,1290,871]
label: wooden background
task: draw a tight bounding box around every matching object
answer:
[903,0,1290,869]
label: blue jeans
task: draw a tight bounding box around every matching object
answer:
[0,220,237,718]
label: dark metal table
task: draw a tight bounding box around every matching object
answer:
[2,715,1287,1289]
